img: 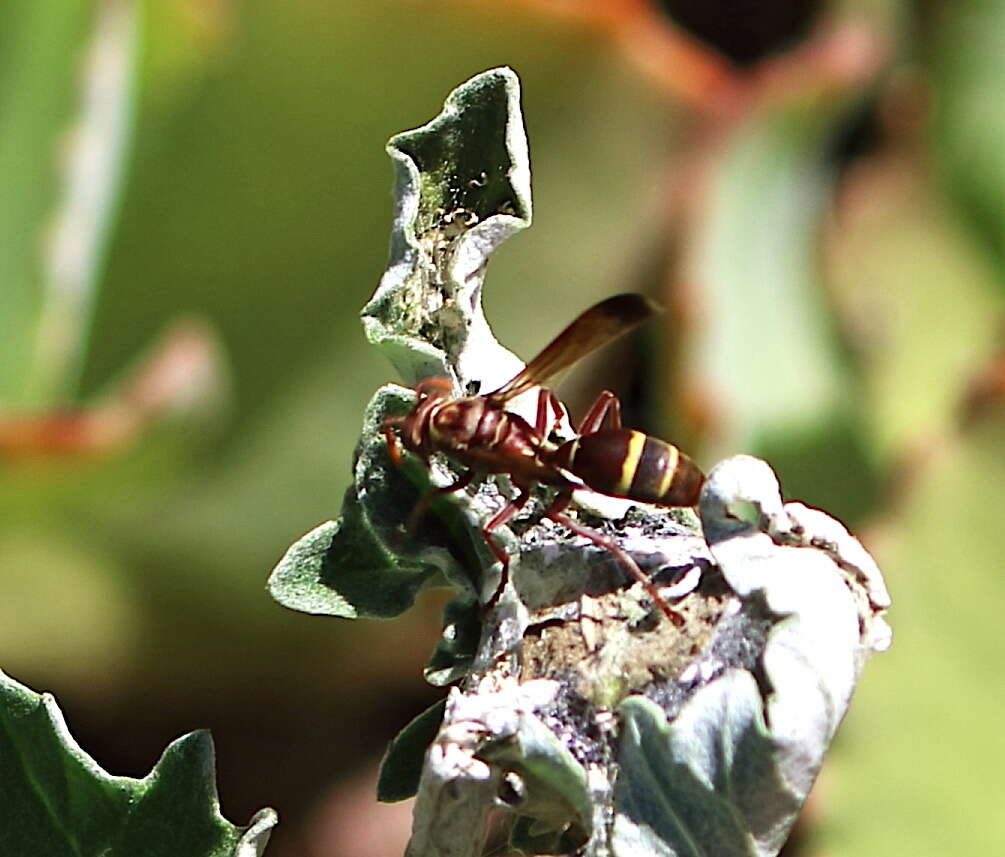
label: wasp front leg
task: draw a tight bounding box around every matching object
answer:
[383,422,405,467]
[405,470,476,537]
[384,418,475,547]
[482,486,533,610]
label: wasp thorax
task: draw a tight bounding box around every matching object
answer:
[430,398,484,442]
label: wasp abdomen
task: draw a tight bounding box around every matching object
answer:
[554,428,703,507]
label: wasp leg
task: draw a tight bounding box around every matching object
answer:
[535,388,549,435]
[404,469,476,541]
[482,487,532,611]
[534,388,565,438]
[577,389,622,434]
[383,423,405,467]
[543,490,684,627]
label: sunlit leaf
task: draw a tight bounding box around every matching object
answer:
[268,386,465,620]
[0,671,276,856]
[273,68,536,620]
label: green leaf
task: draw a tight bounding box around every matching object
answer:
[687,92,879,521]
[0,671,276,857]
[0,2,90,404]
[479,712,593,852]
[272,68,537,620]
[362,66,533,393]
[826,161,1001,463]
[608,452,892,857]
[268,520,358,618]
[822,414,1005,857]
[614,692,770,857]
[377,698,446,803]
[692,101,843,437]
[931,0,1005,282]
[268,386,480,619]
[0,1,140,405]
[423,594,482,687]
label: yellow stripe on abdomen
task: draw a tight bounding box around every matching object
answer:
[654,442,679,500]
[616,431,647,495]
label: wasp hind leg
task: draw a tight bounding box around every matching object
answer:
[535,388,565,437]
[542,490,684,628]
[577,390,622,434]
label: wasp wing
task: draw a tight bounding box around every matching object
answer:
[486,293,658,403]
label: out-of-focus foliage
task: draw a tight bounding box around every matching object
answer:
[1,0,1003,855]
[0,2,84,402]
[827,411,1005,856]
[930,0,1005,278]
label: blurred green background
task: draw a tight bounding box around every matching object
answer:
[2,1,1004,855]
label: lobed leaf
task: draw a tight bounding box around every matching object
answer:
[0,671,275,857]
[269,385,480,619]
[362,65,533,395]
[272,68,537,621]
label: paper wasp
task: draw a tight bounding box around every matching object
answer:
[382,294,704,624]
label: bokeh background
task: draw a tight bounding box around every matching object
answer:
[3,1,1004,855]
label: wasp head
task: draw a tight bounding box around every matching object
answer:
[415,377,454,401]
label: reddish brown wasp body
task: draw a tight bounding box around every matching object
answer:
[382,294,704,624]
